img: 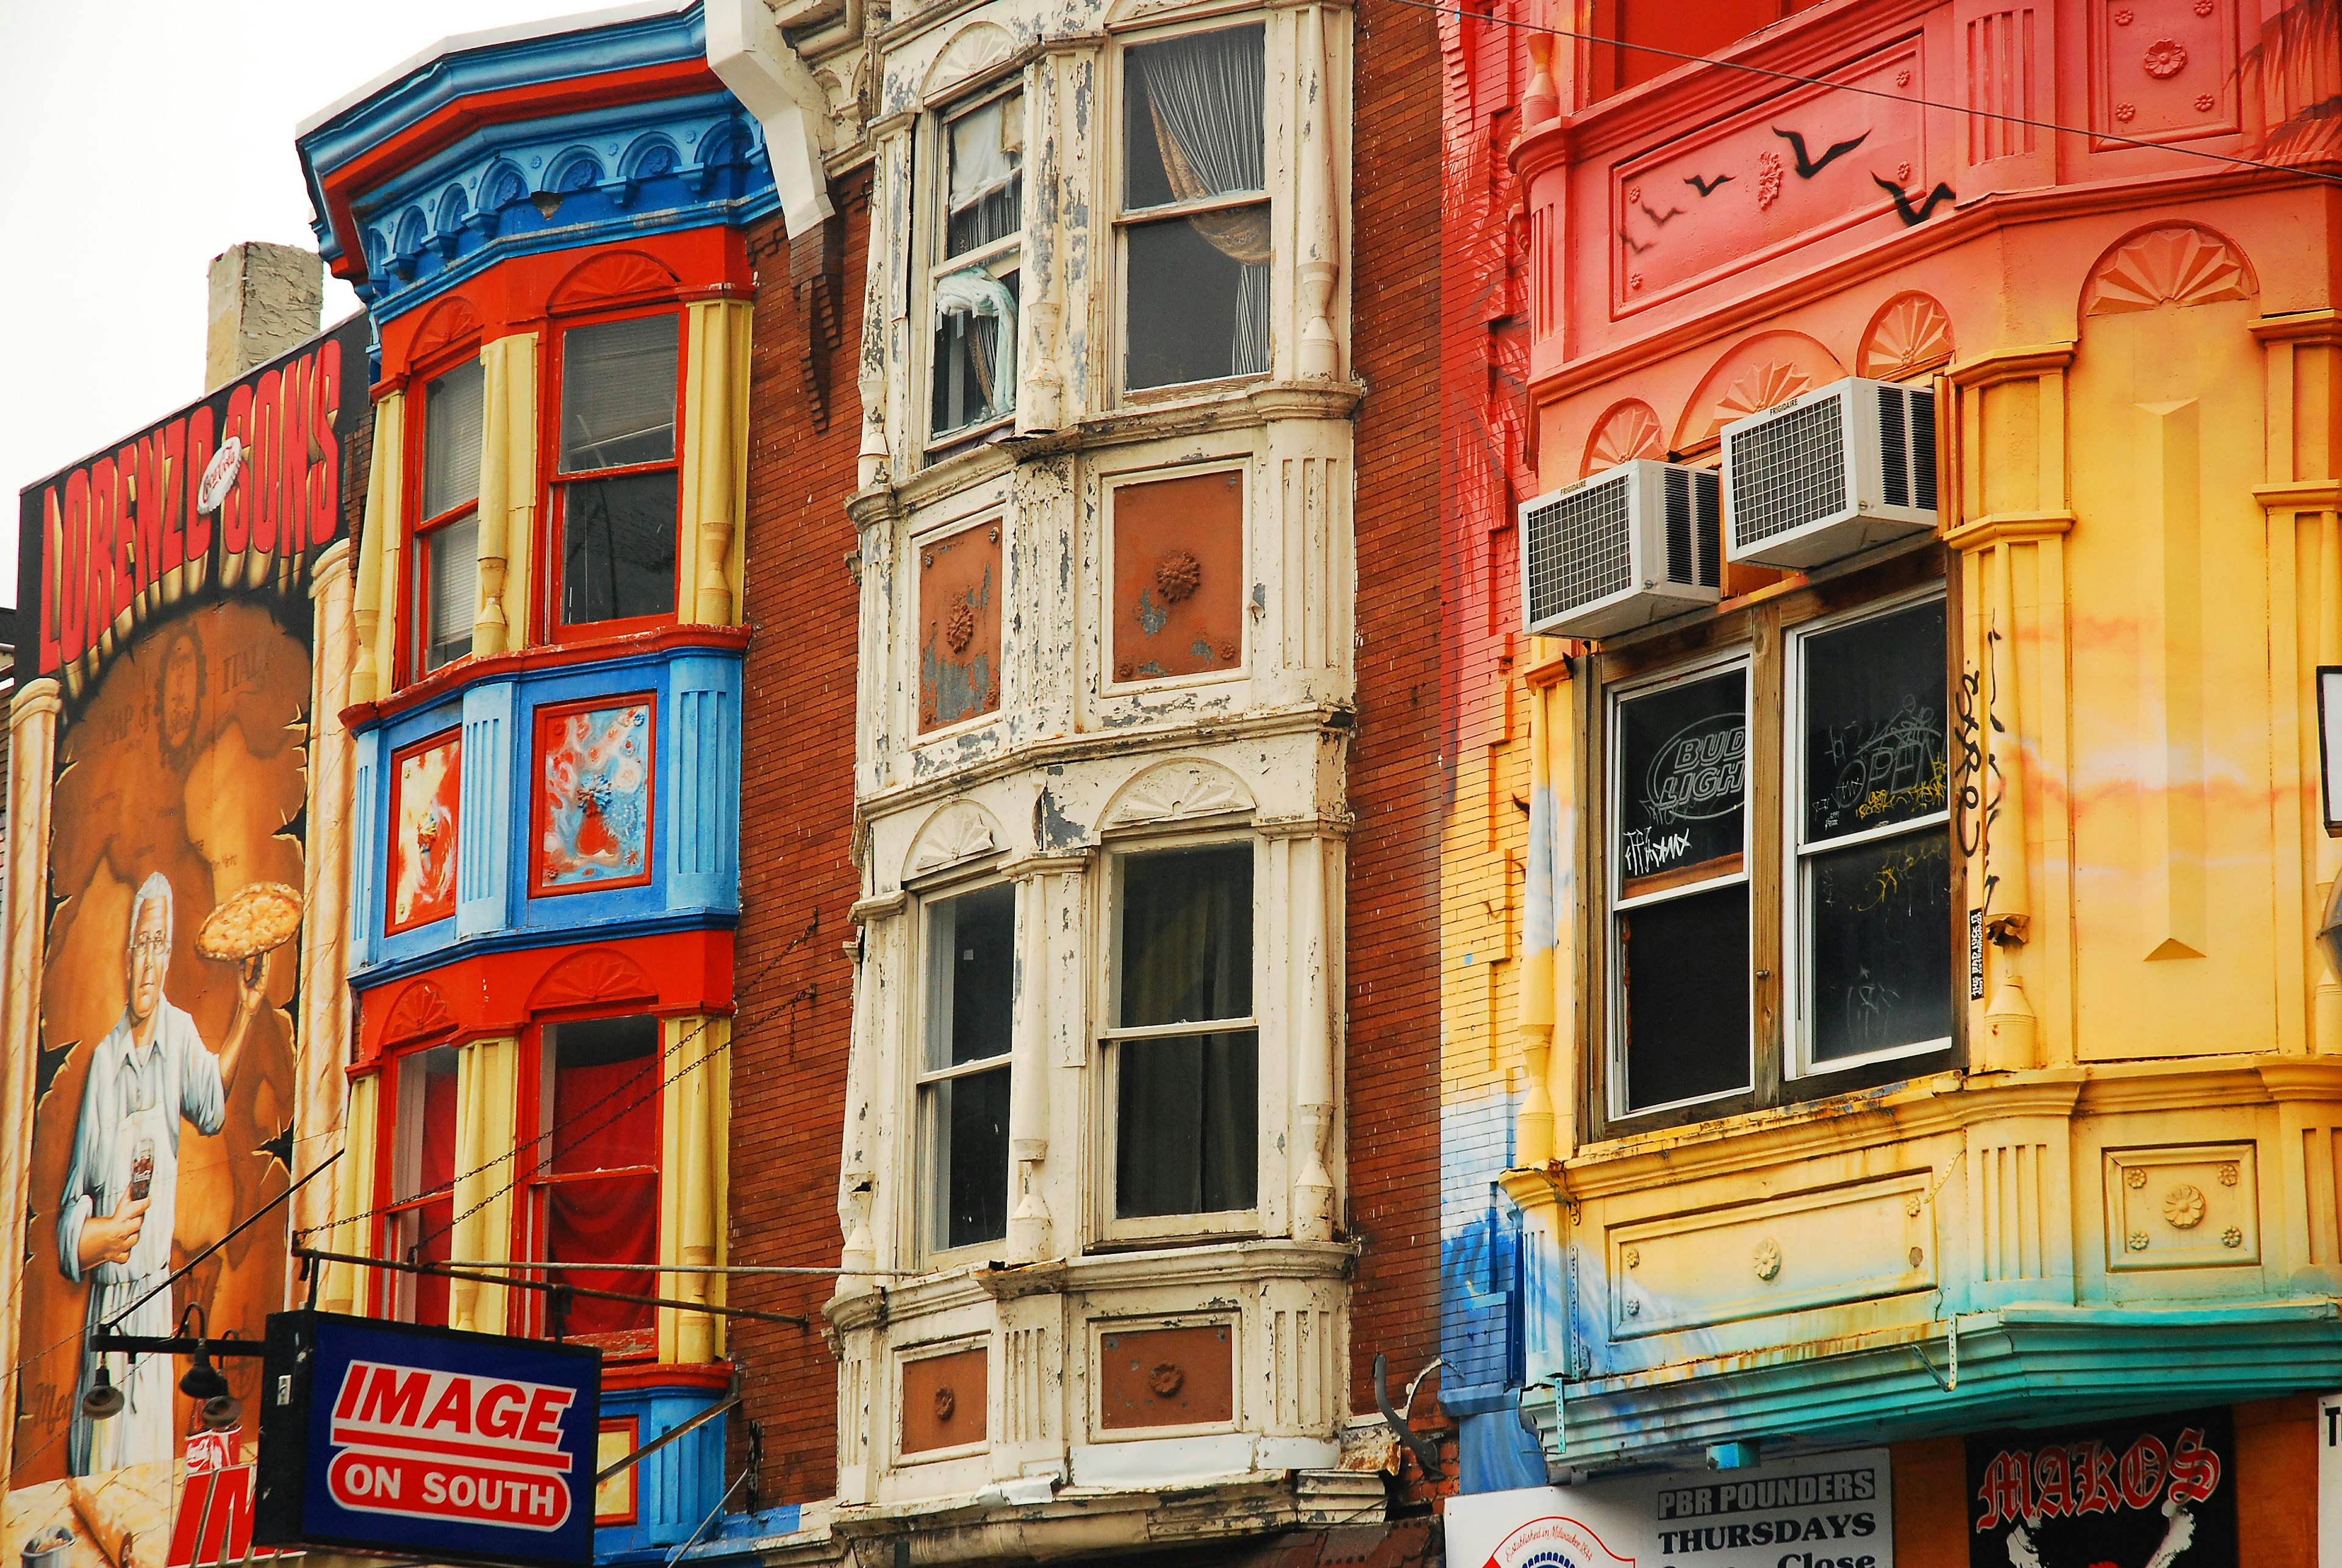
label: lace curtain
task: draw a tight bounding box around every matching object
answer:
[1132,27,1270,376]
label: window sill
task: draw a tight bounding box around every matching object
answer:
[349,622,752,732]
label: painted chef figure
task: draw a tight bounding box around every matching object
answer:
[59,873,263,1475]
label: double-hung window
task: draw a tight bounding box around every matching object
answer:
[917,884,1015,1255]
[931,87,1024,442]
[1599,562,1955,1127]
[412,359,484,678]
[521,1014,662,1354]
[1108,843,1258,1222]
[1120,24,1270,392]
[1787,595,1952,1071]
[1610,663,1752,1116]
[550,314,682,635]
[381,1044,459,1324]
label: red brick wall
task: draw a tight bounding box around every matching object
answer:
[1344,0,1447,1475]
[726,170,872,1508]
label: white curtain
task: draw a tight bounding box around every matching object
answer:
[948,95,1022,257]
[1134,26,1270,375]
[935,270,1018,418]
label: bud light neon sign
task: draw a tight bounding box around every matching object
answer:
[255,1311,601,1567]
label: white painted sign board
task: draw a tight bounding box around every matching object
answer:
[1444,1447,1894,1568]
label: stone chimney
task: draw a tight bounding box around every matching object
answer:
[204,243,325,391]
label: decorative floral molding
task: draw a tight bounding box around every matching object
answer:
[528,946,659,1012]
[1101,759,1256,830]
[904,801,1004,879]
[1582,401,1664,475]
[1858,292,1956,379]
[2083,224,2254,315]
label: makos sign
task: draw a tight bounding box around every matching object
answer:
[254,1311,601,1567]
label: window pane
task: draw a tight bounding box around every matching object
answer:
[925,1064,1011,1250]
[1807,829,1952,1062]
[1616,668,1746,897]
[1125,25,1265,211]
[422,359,484,520]
[1125,213,1270,390]
[1116,1029,1257,1216]
[391,1047,457,1325]
[927,884,1015,1069]
[546,1015,660,1173]
[1619,884,1750,1112]
[932,268,1019,436]
[1802,600,1947,843]
[1119,844,1253,1027]
[421,512,478,673]
[946,92,1022,257]
[560,470,679,626]
[544,1173,658,1344]
[559,315,679,473]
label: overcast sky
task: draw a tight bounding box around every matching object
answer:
[0,0,586,609]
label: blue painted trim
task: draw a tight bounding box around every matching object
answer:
[353,645,743,986]
[298,5,713,268]
[592,1381,728,1558]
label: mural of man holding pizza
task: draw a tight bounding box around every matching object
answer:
[56,873,266,1477]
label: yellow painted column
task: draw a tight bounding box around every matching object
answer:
[354,390,405,702]
[297,540,359,1258]
[0,677,62,1481]
[1515,654,1569,1166]
[679,300,752,626]
[476,333,539,656]
[449,1036,521,1332]
[318,1073,382,1316]
[659,1015,730,1361]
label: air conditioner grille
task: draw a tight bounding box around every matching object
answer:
[1879,386,1911,510]
[1661,467,1724,590]
[1694,469,1721,587]
[1728,397,1846,546]
[1525,479,1633,625]
[1911,391,1938,512]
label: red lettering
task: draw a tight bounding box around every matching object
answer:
[110,446,137,616]
[59,468,88,662]
[333,1366,368,1422]
[2072,1441,2121,1514]
[282,355,312,555]
[160,418,187,574]
[1974,1448,2029,1533]
[424,1376,473,1434]
[221,384,252,554]
[133,434,163,593]
[310,340,343,545]
[355,1366,431,1427]
[252,367,281,556]
[37,486,63,673]
[2166,1426,2221,1505]
[2119,1434,2167,1509]
[2031,1443,2070,1519]
[476,1384,527,1439]
[86,456,117,640]
[518,1387,571,1448]
[184,407,216,562]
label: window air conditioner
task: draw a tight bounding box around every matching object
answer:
[1518,459,1721,640]
[1721,376,1939,571]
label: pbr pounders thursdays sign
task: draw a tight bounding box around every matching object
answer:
[255,1311,601,1567]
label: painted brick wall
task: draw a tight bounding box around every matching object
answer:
[1344,0,1448,1480]
[726,170,872,1508]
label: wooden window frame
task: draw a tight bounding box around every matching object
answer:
[912,877,1019,1267]
[1092,832,1264,1248]
[924,76,1028,454]
[401,341,485,688]
[510,1012,665,1357]
[1581,545,1962,1142]
[538,303,690,646]
[373,1043,460,1323]
[1112,15,1275,401]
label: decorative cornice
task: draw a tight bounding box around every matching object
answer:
[1946,342,2078,390]
[2251,307,2342,346]
[2255,481,2342,514]
[1942,510,2078,551]
[345,621,750,734]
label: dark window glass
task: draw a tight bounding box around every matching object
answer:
[561,470,679,626]
[1802,600,1947,841]
[1807,832,1952,1062]
[1616,668,1746,897]
[1619,886,1751,1112]
[1116,1029,1258,1216]
[923,886,1015,1251]
[559,316,678,472]
[1118,844,1253,1026]
[1122,25,1269,389]
[932,269,1020,437]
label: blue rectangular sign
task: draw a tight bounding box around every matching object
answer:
[255,1310,601,1567]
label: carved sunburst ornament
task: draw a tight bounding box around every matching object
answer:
[1858,293,1955,379]
[1714,361,1812,424]
[2085,224,2251,314]
[1584,401,1664,474]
